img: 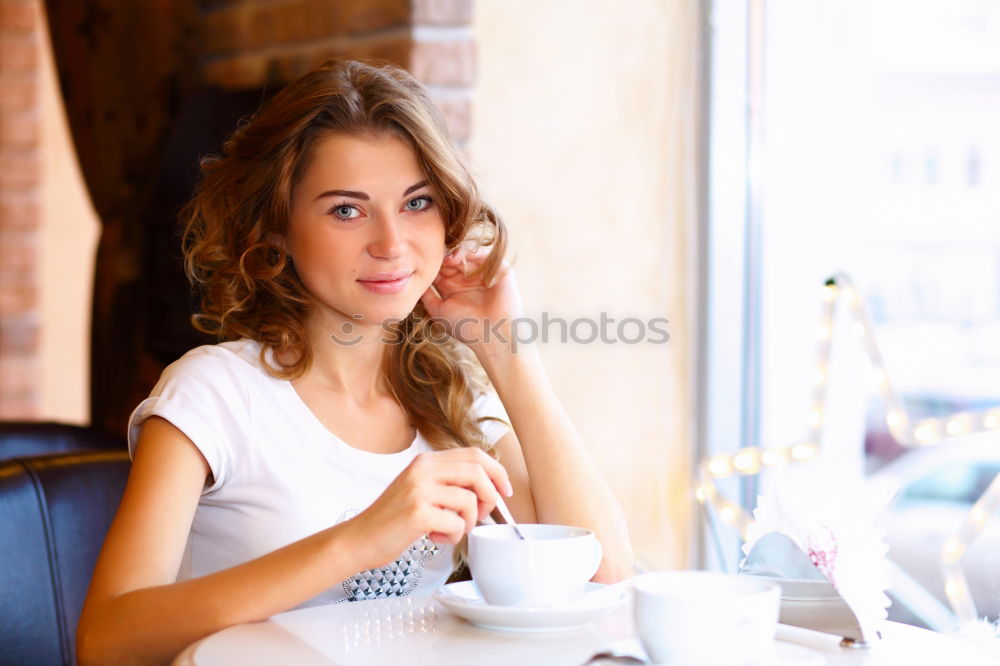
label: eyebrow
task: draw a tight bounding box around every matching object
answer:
[314,180,429,202]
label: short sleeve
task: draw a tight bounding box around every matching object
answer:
[127,347,250,493]
[471,389,511,447]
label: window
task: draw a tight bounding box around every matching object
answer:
[705,0,1000,627]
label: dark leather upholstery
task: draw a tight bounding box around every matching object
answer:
[0,449,130,666]
[0,422,124,461]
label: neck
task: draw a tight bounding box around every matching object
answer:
[296,310,394,404]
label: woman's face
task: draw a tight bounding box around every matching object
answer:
[285,131,447,329]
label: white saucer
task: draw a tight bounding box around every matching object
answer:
[432,581,628,633]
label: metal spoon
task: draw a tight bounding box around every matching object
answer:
[490,496,528,540]
[580,638,648,665]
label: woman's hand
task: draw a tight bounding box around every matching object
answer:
[420,242,525,355]
[342,447,513,569]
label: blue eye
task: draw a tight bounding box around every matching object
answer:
[329,203,361,222]
[406,196,433,212]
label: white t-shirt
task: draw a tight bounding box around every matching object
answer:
[127,338,510,608]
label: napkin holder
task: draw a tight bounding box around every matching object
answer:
[738,533,870,647]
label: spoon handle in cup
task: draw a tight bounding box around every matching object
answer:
[489,498,528,540]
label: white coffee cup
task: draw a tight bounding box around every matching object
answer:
[468,524,603,607]
[632,571,780,666]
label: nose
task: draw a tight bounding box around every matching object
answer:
[366,212,405,260]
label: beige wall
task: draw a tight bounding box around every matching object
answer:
[37,4,99,424]
[471,0,701,568]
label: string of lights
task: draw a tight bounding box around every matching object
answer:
[696,272,1000,618]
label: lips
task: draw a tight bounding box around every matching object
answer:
[357,270,415,295]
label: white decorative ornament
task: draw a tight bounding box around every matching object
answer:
[697,272,1000,622]
[742,471,893,643]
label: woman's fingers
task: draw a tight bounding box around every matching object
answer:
[445,242,492,273]
[430,449,512,497]
[444,462,504,521]
[467,448,514,497]
[424,506,468,544]
[427,485,480,533]
[419,285,443,316]
[405,448,512,538]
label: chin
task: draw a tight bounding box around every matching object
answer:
[366,300,422,326]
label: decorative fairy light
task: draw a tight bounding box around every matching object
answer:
[732,447,761,475]
[695,272,1000,620]
[760,447,789,467]
[940,471,1000,624]
[789,442,819,462]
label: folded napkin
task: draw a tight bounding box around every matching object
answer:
[740,470,894,644]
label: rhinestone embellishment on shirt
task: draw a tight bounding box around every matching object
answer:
[343,533,441,601]
[337,509,441,601]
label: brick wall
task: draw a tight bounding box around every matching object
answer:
[199,0,474,143]
[411,0,474,144]
[0,0,40,418]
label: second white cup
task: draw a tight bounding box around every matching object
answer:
[632,571,780,666]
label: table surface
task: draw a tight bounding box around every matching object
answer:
[174,593,993,666]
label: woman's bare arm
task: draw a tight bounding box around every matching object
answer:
[76,417,372,665]
[420,244,632,581]
[77,416,510,666]
[478,346,635,583]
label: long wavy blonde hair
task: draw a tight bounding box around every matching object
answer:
[181,58,510,565]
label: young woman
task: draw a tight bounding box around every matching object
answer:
[77,58,632,665]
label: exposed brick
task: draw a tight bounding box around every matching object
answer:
[0,354,38,396]
[0,110,37,146]
[0,228,35,275]
[0,315,36,354]
[257,0,411,44]
[0,391,36,419]
[310,33,412,71]
[247,4,274,49]
[0,281,34,312]
[0,36,37,72]
[413,0,472,25]
[273,50,311,82]
[409,38,473,85]
[0,74,36,110]
[304,0,340,40]
[431,94,470,141]
[338,0,409,36]
[0,2,36,33]
[201,4,252,55]
[267,0,312,45]
[359,33,412,65]
[201,52,270,89]
[0,150,38,187]
[198,0,238,9]
[0,191,38,229]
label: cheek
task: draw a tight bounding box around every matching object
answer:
[428,218,448,255]
[417,225,448,281]
[288,230,356,288]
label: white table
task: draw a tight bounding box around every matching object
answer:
[175,593,993,666]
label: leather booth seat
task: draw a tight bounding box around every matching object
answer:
[0,449,130,666]
[0,421,124,461]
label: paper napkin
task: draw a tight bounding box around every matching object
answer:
[741,469,894,643]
